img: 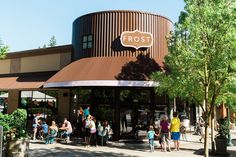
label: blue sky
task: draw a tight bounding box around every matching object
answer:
[0,0,185,52]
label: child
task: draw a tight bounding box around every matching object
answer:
[147,125,157,152]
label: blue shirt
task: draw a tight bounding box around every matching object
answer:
[148,130,155,139]
[42,123,48,134]
[84,108,90,118]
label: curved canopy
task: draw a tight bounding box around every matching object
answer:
[44,56,161,88]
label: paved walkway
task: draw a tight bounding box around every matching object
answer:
[29,130,236,157]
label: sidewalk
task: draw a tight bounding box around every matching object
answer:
[29,130,236,157]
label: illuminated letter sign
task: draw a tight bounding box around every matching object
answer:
[120,30,153,49]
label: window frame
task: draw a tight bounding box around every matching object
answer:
[82,34,93,49]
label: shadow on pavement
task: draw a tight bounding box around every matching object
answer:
[29,146,139,157]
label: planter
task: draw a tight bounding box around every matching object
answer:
[215,137,227,155]
[6,139,29,157]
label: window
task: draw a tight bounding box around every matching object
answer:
[82,34,93,49]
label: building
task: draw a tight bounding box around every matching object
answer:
[0,10,174,139]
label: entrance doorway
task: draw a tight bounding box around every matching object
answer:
[120,103,149,139]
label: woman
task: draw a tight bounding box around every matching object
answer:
[45,121,58,144]
[170,112,181,151]
[159,115,171,152]
[84,115,92,147]
[89,117,97,146]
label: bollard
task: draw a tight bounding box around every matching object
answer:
[0,126,3,157]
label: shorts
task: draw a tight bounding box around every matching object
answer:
[161,133,170,143]
[149,138,154,146]
[171,132,180,140]
[32,124,37,129]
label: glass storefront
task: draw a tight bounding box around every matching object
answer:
[0,91,8,114]
[69,88,166,139]
[19,90,58,117]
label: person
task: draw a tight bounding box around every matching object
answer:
[77,107,84,136]
[45,121,58,144]
[180,125,187,141]
[59,118,73,142]
[147,125,158,152]
[170,112,181,151]
[159,115,171,152]
[84,115,92,147]
[199,115,205,143]
[39,120,49,140]
[97,121,106,146]
[121,114,128,132]
[32,113,41,141]
[104,120,113,140]
[83,106,90,119]
[89,117,97,147]
[78,107,84,121]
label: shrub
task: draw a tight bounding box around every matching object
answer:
[216,118,229,139]
[0,109,27,142]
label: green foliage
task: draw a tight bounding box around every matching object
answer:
[0,39,8,59]
[152,0,236,111]
[0,113,12,132]
[0,109,28,142]
[152,2,236,155]
[217,118,229,139]
[48,35,57,47]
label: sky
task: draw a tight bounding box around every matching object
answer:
[0,0,185,52]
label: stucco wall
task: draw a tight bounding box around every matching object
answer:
[0,59,10,74]
[21,54,61,73]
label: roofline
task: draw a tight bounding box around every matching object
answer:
[6,44,73,59]
[74,10,173,24]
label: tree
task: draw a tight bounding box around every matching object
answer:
[48,35,56,47]
[151,1,236,157]
[0,39,8,58]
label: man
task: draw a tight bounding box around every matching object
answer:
[170,112,181,151]
[60,118,73,142]
[32,113,41,141]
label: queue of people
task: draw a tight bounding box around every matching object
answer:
[82,110,113,147]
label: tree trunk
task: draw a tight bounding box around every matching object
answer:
[204,82,209,157]
[204,124,209,157]
[211,106,216,152]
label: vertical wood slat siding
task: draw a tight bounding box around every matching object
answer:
[72,11,172,61]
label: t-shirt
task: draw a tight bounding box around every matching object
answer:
[170,117,181,132]
[64,121,73,133]
[160,120,169,133]
[90,120,96,133]
[147,130,155,139]
[84,109,90,118]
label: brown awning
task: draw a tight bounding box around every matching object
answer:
[44,56,161,88]
[0,71,56,90]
